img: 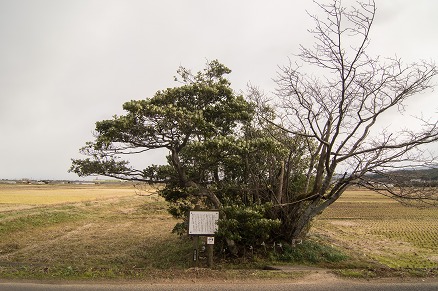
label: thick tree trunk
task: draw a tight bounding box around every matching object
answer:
[290,207,317,240]
[284,185,348,241]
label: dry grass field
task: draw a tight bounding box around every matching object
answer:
[313,189,438,270]
[0,183,137,206]
[0,183,194,279]
[0,183,436,279]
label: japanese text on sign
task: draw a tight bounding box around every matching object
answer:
[188,211,219,235]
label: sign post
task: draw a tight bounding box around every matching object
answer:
[206,236,214,267]
[188,210,219,268]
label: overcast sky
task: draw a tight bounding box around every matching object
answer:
[0,0,437,180]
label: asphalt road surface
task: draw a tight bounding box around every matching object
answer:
[1,280,438,291]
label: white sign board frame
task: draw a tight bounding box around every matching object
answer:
[188,210,219,235]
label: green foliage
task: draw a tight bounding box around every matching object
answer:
[70,59,313,255]
[70,60,254,184]
[216,204,280,254]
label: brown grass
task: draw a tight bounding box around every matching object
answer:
[0,184,437,279]
[0,183,141,205]
[313,188,438,269]
[0,184,193,279]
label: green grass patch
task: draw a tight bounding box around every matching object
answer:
[271,239,348,265]
[0,210,83,235]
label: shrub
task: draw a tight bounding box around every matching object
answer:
[216,204,280,255]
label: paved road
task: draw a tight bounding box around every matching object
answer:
[1,280,438,291]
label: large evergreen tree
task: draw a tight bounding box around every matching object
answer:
[71,60,292,254]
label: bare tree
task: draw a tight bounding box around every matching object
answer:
[255,0,438,240]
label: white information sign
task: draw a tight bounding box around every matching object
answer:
[188,211,219,235]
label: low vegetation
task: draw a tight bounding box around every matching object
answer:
[0,184,436,280]
[313,189,438,276]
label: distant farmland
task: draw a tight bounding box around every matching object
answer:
[0,183,142,206]
[313,189,438,269]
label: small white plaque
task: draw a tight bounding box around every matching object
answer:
[206,237,215,245]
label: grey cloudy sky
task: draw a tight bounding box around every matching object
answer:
[0,0,437,180]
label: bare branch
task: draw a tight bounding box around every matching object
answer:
[271,0,438,234]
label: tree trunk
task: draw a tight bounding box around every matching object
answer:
[276,160,285,204]
[286,199,321,241]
